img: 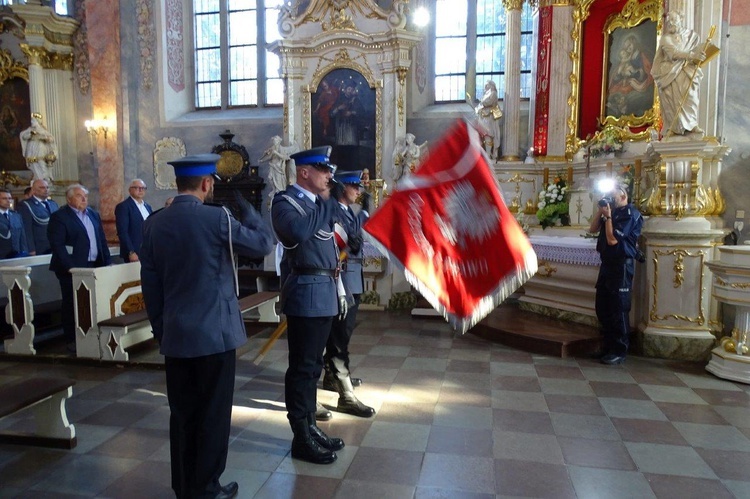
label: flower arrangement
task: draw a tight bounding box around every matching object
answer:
[616,163,635,200]
[536,175,570,229]
[588,126,624,158]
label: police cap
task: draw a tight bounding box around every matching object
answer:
[168,153,221,178]
[291,146,336,173]
[334,170,364,188]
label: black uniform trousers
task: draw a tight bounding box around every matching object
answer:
[285,315,333,422]
[165,350,236,499]
[595,258,634,357]
[325,294,360,377]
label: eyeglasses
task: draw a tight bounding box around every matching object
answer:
[131,186,147,191]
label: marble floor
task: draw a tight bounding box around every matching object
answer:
[1,310,750,498]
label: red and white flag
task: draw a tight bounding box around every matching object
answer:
[364,120,537,333]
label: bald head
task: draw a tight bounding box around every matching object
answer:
[30,179,50,200]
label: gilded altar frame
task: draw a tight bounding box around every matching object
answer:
[567,0,663,156]
[599,0,660,133]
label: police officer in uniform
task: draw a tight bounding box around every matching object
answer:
[271,146,347,465]
[589,183,643,365]
[140,154,273,498]
[323,171,375,418]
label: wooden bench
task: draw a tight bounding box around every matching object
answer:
[72,262,150,360]
[98,309,151,361]
[97,292,279,361]
[0,377,77,449]
[238,291,280,323]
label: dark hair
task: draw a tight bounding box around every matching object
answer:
[23,187,31,195]
[176,176,205,192]
[330,181,345,201]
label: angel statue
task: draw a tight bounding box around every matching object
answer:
[392,133,428,188]
[260,135,299,200]
[19,113,57,182]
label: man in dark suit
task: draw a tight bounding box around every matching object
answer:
[324,171,375,418]
[0,189,28,259]
[17,179,59,255]
[48,184,111,346]
[271,146,347,465]
[115,178,153,261]
[140,154,273,499]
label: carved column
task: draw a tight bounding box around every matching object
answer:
[83,0,123,239]
[639,139,730,360]
[501,0,523,161]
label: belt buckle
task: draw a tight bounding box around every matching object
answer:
[335,267,340,279]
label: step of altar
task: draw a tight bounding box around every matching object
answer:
[471,303,602,358]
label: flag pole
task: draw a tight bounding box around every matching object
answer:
[252,319,287,365]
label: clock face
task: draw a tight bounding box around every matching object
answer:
[216,150,244,179]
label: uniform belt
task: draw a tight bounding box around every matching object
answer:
[291,267,339,278]
[348,257,363,263]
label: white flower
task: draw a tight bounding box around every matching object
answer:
[557,195,563,201]
[538,201,546,209]
[547,185,555,192]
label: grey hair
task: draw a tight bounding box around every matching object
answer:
[66,184,89,200]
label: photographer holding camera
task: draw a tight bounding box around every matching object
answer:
[588,182,643,365]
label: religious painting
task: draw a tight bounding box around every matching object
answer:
[0,77,31,172]
[311,68,376,172]
[599,0,660,132]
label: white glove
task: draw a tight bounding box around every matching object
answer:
[338,295,348,320]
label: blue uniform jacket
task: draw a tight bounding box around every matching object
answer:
[271,186,339,317]
[48,205,111,273]
[18,197,59,254]
[0,210,28,259]
[336,203,367,295]
[140,195,274,358]
[115,197,152,257]
[596,203,643,264]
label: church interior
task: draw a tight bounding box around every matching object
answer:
[1,0,750,497]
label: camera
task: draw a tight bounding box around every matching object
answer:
[635,249,646,263]
[598,196,614,208]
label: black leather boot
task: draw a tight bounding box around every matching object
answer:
[307,412,344,451]
[315,402,332,421]
[290,418,337,464]
[336,376,375,418]
[324,370,363,390]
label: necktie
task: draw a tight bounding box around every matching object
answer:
[3,212,8,222]
[43,200,51,213]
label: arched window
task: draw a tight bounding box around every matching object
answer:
[435,0,534,103]
[193,0,283,109]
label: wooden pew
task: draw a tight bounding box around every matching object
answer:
[0,377,77,449]
[1,255,59,355]
[238,291,280,323]
[72,261,149,359]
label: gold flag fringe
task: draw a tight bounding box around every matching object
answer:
[363,231,538,334]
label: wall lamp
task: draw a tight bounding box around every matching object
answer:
[84,117,113,140]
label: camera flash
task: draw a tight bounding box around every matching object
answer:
[597,178,615,193]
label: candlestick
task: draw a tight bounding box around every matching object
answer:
[543,167,549,185]
[567,166,573,186]
[634,159,642,178]
[606,162,613,176]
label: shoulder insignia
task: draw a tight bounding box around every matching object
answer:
[297,192,304,198]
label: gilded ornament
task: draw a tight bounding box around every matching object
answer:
[649,248,705,324]
[0,49,28,84]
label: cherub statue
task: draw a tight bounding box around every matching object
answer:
[19,113,57,182]
[392,133,428,187]
[260,136,299,200]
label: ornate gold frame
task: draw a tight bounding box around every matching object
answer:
[304,49,382,181]
[599,0,661,136]
[566,0,663,156]
[0,49,28,85]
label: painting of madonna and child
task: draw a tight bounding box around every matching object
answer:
[311,68,376,171]
[603,19,657,122]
